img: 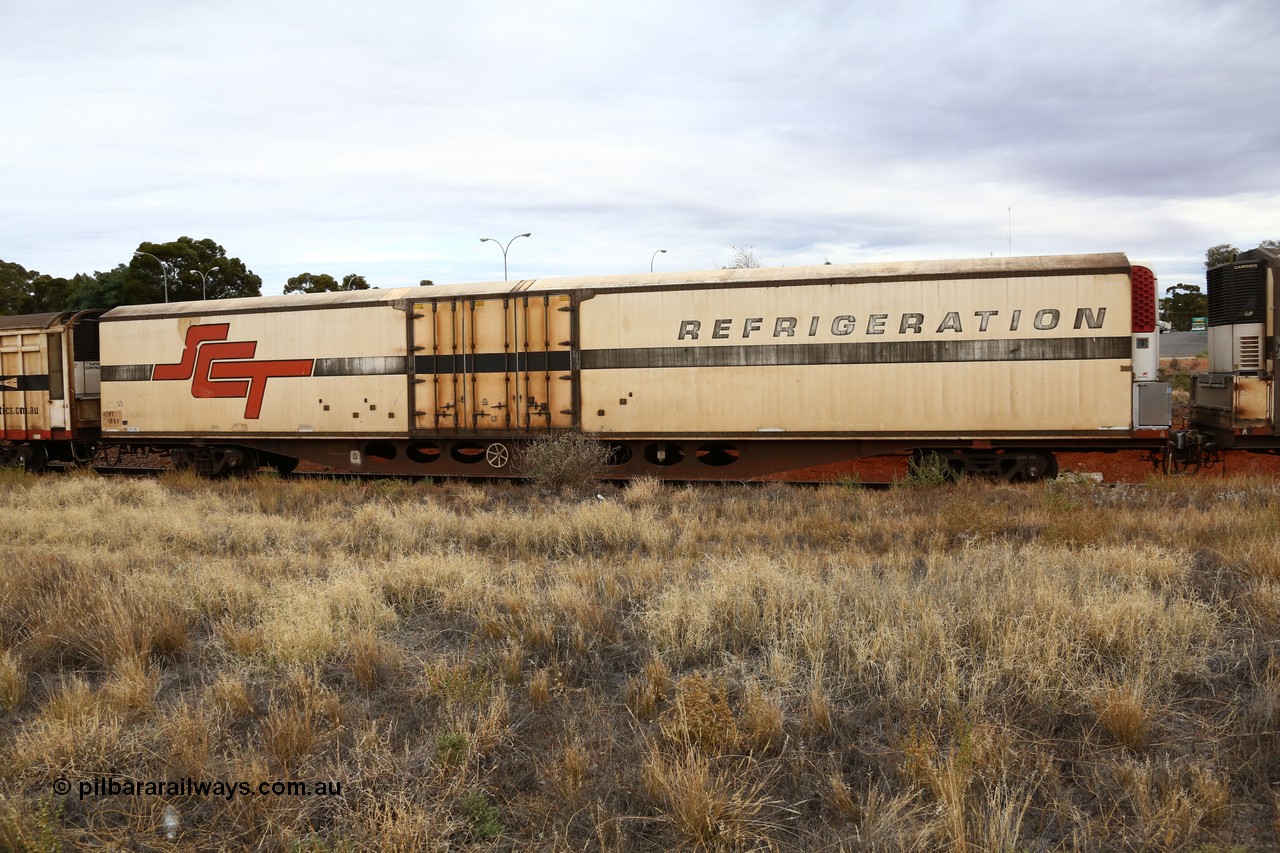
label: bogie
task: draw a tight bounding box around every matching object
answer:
[0,442,49,473]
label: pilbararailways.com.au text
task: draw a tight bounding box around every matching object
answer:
[55,775,343,801]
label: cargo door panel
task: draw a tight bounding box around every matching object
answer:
[411,293,574,432]
[1,329,50,436]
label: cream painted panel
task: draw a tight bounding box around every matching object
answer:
[101,304,410,436]
[101,305,407,365]
[581,361,1132,434]
[580,274,1131,351]
[102,375,408,435]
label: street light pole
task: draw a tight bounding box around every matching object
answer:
[133,251,171,303]
[479,232,531,281]
[650,249,667,273]
[188,266,220,300]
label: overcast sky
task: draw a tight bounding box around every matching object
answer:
[2,0,1277,294]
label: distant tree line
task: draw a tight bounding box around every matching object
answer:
[284,272,369,294]
[279,272,435,294]
[0,237,263,316]
[0,237,442,316]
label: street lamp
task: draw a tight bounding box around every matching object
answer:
[188,266,220,300]
[133,251,169,303]
[650,249,667,273]
[479,232,531,281]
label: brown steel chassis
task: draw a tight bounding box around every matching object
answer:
[111,434,1171,481]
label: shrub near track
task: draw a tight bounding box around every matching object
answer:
[0,470,1276,850]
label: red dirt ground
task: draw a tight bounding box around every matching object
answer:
[786,449,1280,485]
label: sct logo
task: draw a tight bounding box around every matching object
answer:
[152,324,313,419]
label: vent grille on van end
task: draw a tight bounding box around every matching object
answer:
[1238,335,1262,371]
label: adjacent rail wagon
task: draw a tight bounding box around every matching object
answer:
[0,310,101,470]
[1180,246,1280,468]
[86,252,1169,480]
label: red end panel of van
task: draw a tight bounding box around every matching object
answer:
[1131,265,1156,333]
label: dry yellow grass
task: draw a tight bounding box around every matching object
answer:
[0,470,1277,849]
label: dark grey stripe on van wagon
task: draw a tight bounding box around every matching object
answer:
[103,357,411,382]
[313,356,407,376]
[0,374,51,391]
[579,336,1132,370]
[100,364,154,382]
[412,352,572,374]
[102,336,1130,384]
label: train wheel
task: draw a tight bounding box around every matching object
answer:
[223,448,258,477]
[1002,452,1057,483]
[17,443,48,473]
[269,455,299,476]
[1028,452,1058,482]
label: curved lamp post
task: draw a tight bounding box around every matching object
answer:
[650,249,667,273]
[133,251,169,302]
[479,232,531,281]
[188,266,220,300]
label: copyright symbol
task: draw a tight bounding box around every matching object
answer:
[52,777,70,796]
